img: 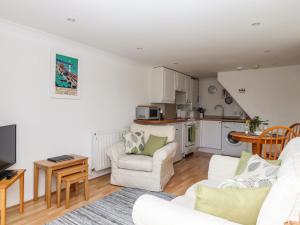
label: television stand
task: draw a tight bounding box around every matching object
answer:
[0,170,18,180]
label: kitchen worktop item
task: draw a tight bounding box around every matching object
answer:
[134,116,245,125]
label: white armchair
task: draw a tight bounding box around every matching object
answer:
[106,124,177,191]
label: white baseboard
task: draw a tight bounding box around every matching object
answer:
[89,168,111,179]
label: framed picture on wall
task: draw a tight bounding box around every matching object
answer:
[50,51,80,99]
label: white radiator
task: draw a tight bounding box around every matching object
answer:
[91,130,123,171]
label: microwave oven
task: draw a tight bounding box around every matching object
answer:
[136,106,160,120]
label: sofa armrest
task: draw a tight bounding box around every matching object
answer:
[153,142,177,163]
[106,142,126,163]
[208,155,239,182]
[132,195,241,225]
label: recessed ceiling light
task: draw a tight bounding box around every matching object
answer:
[66,18,76,22]
[236,66,244,70]
[253,64,260,69]
[264,50,272,53]
[251,22,261,27]
[136,47,143,50]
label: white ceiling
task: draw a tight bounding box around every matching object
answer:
[0,0,300,76]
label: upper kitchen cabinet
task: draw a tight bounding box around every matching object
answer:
[192,78,199,107]
[185,76,193,104]
[175,72,186,92]
[149,67,175,103]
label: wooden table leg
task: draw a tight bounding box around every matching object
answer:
[65,181,70,209]
[19,173,24,213]
[45,168,53,208]
[252,143,257,154]
[0,189,6,225]
[56,175,62,208]
[33,164,39,201]
[84,176,89,201]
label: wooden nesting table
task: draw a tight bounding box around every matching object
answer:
[33,155,88,208]
[0,169,25,225]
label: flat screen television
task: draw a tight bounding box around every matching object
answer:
[0,125,16,175]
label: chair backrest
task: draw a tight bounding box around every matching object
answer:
[256,126,295,160]
[130,124,175,143]
[289,123,300,137]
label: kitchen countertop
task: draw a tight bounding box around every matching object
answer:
[134,118,188,125]
[199,116,246,123]
[134,116,246,125]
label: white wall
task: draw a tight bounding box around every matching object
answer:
[218,65,300,126]
[198,77,244,117]
[0,20,151,207]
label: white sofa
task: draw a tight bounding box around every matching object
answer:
[106,124,177,192]
[132,137,300,225]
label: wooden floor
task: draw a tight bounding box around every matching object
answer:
[7,152,212,225]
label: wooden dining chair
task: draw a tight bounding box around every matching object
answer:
[256,126,295,160]
[289,123,300,137]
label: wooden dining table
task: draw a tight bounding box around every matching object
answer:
[230,131,285,155]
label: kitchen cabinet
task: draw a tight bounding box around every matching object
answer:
[199,120,222,149]
[176,76,193,105]
[192,78,199,107]
[149,67,175,103]
[174,123,184,162]
[149,67,196,105]
[185,76,192,104]
[195,121,201,148]
[175,72,186,92]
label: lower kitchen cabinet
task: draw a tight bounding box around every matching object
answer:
[199,120,222,149]
[195,121,201,148]
[174,123,184,162]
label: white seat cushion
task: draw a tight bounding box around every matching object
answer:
[118,155,153,172]
[185,179,221,199]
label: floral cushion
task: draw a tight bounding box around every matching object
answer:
[219,155,280,188]
[123,131,145,154]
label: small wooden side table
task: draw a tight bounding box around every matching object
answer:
[33,155,88,208]
[0,169,25,225]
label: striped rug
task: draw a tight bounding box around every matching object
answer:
[46,188,174,225]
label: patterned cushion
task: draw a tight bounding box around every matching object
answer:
[219,155,280,188]
[123,131,145,154]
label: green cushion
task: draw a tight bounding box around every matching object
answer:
[143,135,167,157]
[235,151,281,175]
[195,185,270,225]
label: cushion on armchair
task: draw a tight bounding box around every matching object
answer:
[123,130,145,154]
[235,151,281,175]
[195,185,270,225]
[220,155,280,188]
[118,155,153,172]
[143,135,167,157]
[130,124,175,143]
